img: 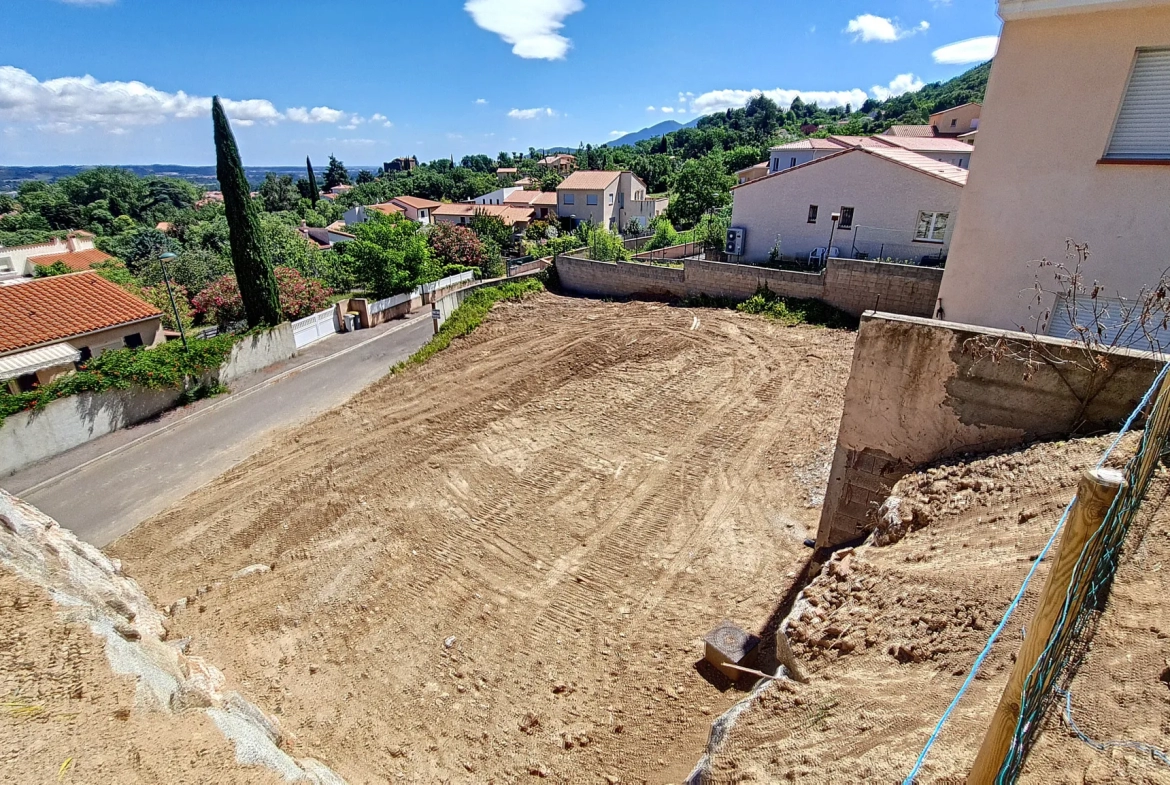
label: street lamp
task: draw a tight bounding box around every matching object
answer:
[825,212,841,270]
[158,252,188,352]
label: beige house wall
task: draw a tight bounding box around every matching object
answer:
[937,3,1170,331]
[930,103,981,135]
[5,317,164,393]
[731,150,963,264]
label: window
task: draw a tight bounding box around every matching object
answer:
[123,333,144,349]
[790,157,797,168]
[807,205,819,224]
[914,211,950,243]
[587,194,598,206]
[772,158,780,172]
[563,193,575,205]
[608,193,614,206]
[950,118,958,128]
[1105,48,1170,161]
[15,373,38,393]
[839,207,854,230]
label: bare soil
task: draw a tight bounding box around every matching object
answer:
[0,568,278,784]
[701,434,1170,784]
[109,294,856,783]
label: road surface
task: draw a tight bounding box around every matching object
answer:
[2,313,434,547]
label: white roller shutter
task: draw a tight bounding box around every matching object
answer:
[1104,48,1170,160]
[1049,294,1170,353]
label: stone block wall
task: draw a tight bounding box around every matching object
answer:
[556,254,686,299]
[823,258,941,318]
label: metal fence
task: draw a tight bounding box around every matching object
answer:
[847,226,947,267]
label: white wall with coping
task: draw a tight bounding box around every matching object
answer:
[0,326,299,477]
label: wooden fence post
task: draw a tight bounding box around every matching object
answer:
[967,467,1125,784]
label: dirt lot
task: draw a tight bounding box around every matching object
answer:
[110,294,856,783]
[699,434,1170,784]
[0,568,279,784]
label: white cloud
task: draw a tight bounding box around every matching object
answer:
[870,73,925,100]
[464,0,585,60]
[690,86,870,115]
[609,130,629,138]
[0,66,358,133]
[645,105,656,111]
[660,106,675,114]
[932,35,999,64]
[370,112,393,128]
[286,106,346,124]
[475,98,488,105]
[507,106,556,120]
[845,14,929,43]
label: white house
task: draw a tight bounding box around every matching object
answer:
[730,146,968,265]
[767,139,849,174]
[555,171,666,231]
[0,231,100,279]
[474,186,523,206]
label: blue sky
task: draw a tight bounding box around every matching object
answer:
[1,0,1001,167]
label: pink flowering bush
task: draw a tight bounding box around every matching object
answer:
[193,267,332,327]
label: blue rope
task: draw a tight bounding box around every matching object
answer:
[903,361,1168,784]
[901,498,1074,785]
[1057,688,1170,767]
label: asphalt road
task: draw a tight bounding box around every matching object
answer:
[3,314,434,547]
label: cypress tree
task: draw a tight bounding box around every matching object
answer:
[212,96,282,328]
[306,156,320,205]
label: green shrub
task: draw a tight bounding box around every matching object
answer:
[0,335,236,425]
[734,286,857,329]
[393,278,544,372]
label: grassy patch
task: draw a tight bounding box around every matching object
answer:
[683,286,858,330]
[392,278,545,373]
[0,335,236,426]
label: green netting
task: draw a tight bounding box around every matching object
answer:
[995,365,1170,783]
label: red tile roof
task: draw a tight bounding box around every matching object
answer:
[0,272,161,354]
[370,202,406,216]
[27,248,115,272]
[884,124,940,138]
[733,146,968,192]
[769,138,849,152]
[558,170,621,190]
[391,195,443,210]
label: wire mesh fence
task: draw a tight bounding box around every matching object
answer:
[995,364,1170,782]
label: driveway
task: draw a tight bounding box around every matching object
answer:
[2,313,434,547]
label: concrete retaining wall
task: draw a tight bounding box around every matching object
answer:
[556,254,942,317]
[1,325,299,477]
[816,313,1166,549]
[217,323,296,385]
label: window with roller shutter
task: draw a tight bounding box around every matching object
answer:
[1103,48,1170,162]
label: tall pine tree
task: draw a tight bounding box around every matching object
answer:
[212,96,282,328]
[306,156,320,205]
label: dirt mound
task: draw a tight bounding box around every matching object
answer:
[110,294,856,783]
[698,433,1170,784]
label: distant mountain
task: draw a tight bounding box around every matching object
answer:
[0,164,383,192]
[605,119,702,148]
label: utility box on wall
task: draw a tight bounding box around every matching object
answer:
[725,227,746,257]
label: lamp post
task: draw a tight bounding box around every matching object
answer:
[158,252,188,352]
[825,212,841,270]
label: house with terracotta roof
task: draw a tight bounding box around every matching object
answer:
[390,196,442,225]
[503,189,558,221]
[496,167,519,181]
[539,154,576,174]
[0,272,164,393]
[431,203,534,232]
[342,202,405,226]
[735,162,770,185]
[767,138,851,174]
[882,103,982,142]
[296,222,356,250]
[832,135,976,169]
[555,171,665,232]
[730,146,968,265]
[473,186,522,206]
[0,232,108,280]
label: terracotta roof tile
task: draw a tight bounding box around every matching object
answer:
[0,272,161,354]
[370,202,406,216]
[874,136,977,153]
[391,196,442,210]
[884,124,940,138]
[769,138,849,152]
[27,248,115,272]
[557,170,621,190]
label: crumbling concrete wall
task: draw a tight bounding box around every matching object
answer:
[816,313,1165,549]
[0,489,345,784]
